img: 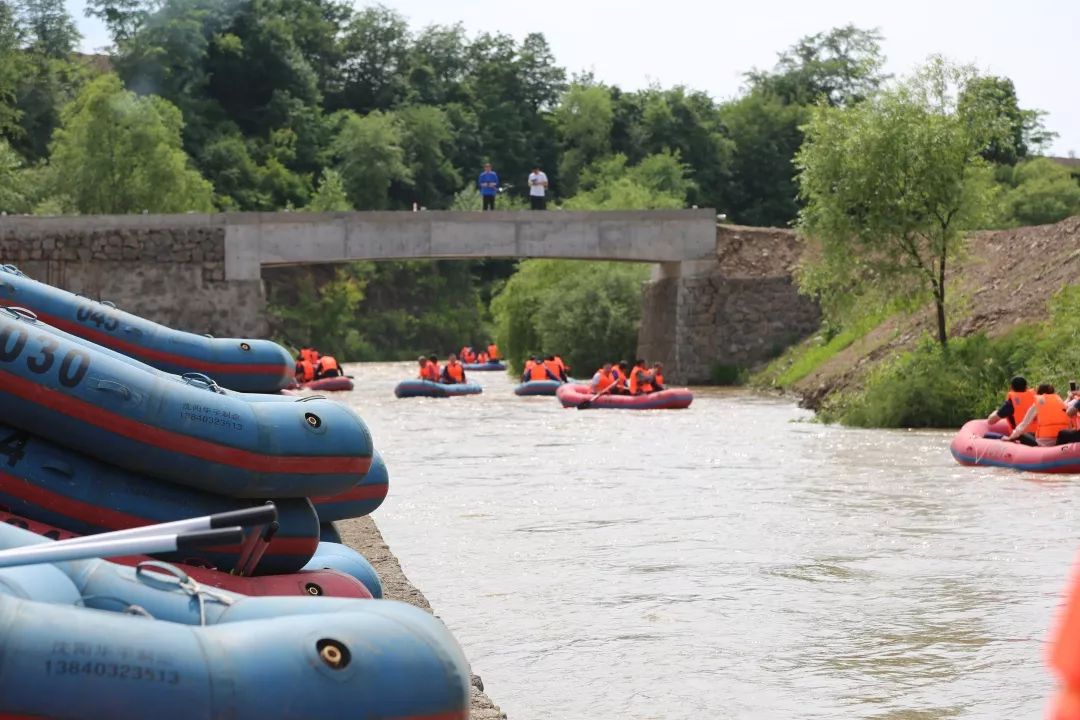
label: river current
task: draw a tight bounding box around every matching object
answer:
[342,362,1074,719]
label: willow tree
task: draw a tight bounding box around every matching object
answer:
[796,57,999,347]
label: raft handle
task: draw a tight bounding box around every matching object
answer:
[295,395,327,402]
[100,300,116,309]
[0,264,23,276]
[181,372,224,394]
[40,459,74,477]
[92,379,133,401]
[0,306,37,321]
[316,639,350,669]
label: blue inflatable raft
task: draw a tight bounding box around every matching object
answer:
[394,379,483,398]
[311,449,389,522]
[303,541,383,599]
[462,360,505,371]
[0,307,371,498]
[0,422,321,573]
[0,524,469,720]
[514,379,563,396]
[0,264,294,393]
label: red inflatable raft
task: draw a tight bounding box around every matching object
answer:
[950,419,1080,474]
[286,376,354,392]
[555,383,693,410]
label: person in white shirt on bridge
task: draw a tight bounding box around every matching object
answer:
[527,166,548,210]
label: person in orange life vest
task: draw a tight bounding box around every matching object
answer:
[295,359,316,383]
[477,350,490,364]
[487,342,500,360]
[543,355,563,382]
[553,355,570,382]
[610,361,630,394]
[627,359,655,396]
[590,363,617,393]
[987,375,1038,446]
[652,362,666,392]
[460,346,477,364]
[316,355,341,379]
[1058,384,1080,444]
[1005,384,1071,446]
[300,347,320,365]
[442,353,467,384]
[427,355,441,381]
[417,356,437,382]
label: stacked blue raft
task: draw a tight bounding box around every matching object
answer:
[0,267,470,718]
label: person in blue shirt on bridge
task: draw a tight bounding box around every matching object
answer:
[478,163,499,211]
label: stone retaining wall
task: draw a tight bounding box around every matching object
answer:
[638,225,821,384]
[0,226,267,338]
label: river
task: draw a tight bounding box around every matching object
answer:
[341,362,1075,719]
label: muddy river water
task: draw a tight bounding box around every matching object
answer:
[342,362,1074,719]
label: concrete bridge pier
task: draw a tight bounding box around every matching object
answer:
[636,225,822,385]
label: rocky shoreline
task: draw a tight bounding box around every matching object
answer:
[337,516,506,720]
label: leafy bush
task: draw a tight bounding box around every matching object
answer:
[823,334,1023,428]
[490,260,649,373]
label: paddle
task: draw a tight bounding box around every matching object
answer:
[577,382,615,410]
[29,505,277,551]
[0,527,244,568]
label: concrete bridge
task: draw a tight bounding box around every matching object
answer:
[0,210,819,383]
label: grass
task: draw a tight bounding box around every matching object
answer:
[753,308,892,389]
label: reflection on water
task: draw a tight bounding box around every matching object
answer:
[339,363,1075,719]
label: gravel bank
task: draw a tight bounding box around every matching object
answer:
[337,516,506,720]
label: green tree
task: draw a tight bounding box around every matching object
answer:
[564,151,693,210]
[306,168,352,211]
[49,74,214,213]
[958,75,1055,165]
[334,4,410,113]
[719,92,806,226]
[331,109,411,209]
[554,83,613,195]
[797,58,997,347]
[397,104,461,208]
[0,139,29,212]
[746,24,888,106]
[267,264,372,360]
[1001,158,1080,226]
[16,0,79,57]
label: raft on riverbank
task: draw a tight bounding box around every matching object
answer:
[950,418,1080,474]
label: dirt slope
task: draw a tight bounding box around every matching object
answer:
[791,215,1080,409]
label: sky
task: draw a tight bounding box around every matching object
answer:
[67,0,1080,155]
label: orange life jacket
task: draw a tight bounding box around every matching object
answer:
[487,344,499,360]
[445,361,464,383]
[543,359,560,378]
[628,368,653,395]
[318,356,340,375]
[427,362,441,381]
[1037,394,1070,441]
[593,368,615,392]
[295,360,315,383]
[654,372,665,388]
[477,352,490,363]
[300,348,319,364]
[529,363,551,381]
[1007,389,1038,434]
